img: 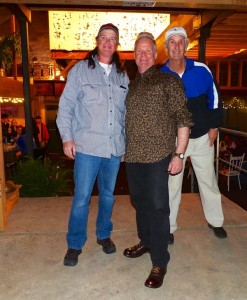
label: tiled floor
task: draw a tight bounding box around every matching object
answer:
[1,193,247,300]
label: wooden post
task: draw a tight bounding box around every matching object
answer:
[11,15,18,80]
[0,107,7,231]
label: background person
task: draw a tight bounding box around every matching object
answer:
[1,113,10,140]
[35,116,49,148]
[16,127,37,158]
[16,125,23,140]
[160,26,227,244]
[5,127,15,144]
[10,119,18,139]
[34,116,50,160]
[56,23,129,267]
[123,32,192,289]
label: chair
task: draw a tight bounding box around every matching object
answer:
[219,153,245,191]
[4,149,18,177]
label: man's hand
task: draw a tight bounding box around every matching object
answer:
[168,156,183,175]
[63,140,76,159]
[208,128,218,147]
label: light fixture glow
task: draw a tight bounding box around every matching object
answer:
[49,11,170,51]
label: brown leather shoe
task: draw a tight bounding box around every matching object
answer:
[144,266,167,288]
[123,242,150,258]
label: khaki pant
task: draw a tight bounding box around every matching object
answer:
[169,133,224,234]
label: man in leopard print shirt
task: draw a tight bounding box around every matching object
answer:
[123,32,193,289]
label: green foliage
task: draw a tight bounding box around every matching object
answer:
[0,32,21,70]
[13,157,72,197]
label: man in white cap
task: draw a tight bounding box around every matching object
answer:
[160,26,227,244]
[57,23,129,266]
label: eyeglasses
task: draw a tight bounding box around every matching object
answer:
[98,35,118,44]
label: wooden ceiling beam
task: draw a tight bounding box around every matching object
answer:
[1,2,246,66]
[5,4,31,22]
[155,9,238,64]
[0,0,246,10]
[0,7,13,24]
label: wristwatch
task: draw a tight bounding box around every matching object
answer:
[173,152,185,159]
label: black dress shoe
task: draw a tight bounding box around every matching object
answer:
[123,242,150,258]
[64,249,82,266]
[168,233,174,245]
[208,224,227,238]
[145,266,167,288]
[97,238,116,254]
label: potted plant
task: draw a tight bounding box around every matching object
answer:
[0,32,21,76]
[13,157,72,197]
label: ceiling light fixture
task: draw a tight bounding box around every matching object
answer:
[122,1,156,7]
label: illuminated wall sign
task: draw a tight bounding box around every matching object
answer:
[49,11,170,51]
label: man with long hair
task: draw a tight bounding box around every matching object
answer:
[57,23,129,266]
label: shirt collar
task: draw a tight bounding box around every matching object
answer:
[136,65,157,79]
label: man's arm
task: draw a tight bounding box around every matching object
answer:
[208,79,222,146]
[63,140,76,159]
[56,65,79,159]
[56,63,81,139]
[168,126,190,175]
[208,128,219,146]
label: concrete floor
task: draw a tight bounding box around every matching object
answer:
[1,193,247,300]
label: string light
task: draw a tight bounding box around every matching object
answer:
[0,97,24,103]
[222,97,247,110]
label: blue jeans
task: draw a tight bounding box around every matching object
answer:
[67,153,121,250]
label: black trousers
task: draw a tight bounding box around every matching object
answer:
[126,155,171,269]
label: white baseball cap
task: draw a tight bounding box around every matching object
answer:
[165,26,187,41]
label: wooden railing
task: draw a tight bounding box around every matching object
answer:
[207,59,247,90]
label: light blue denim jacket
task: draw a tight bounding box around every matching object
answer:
[56,57,129,158]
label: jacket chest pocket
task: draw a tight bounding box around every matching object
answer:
[81,83,102,104]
